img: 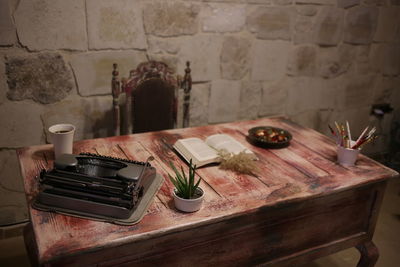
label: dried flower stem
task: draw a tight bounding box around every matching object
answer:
[218,150,260,177]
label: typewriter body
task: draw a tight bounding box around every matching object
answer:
[35,153,156,220]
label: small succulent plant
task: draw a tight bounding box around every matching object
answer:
[168,159,202,199]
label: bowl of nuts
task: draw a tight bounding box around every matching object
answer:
[247,126,292,149]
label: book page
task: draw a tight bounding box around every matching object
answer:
[173,138,219,166]
[205,134,254,156]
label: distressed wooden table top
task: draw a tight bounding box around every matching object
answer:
[17,117,398,264]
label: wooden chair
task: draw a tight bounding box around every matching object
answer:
[111,61,192,135]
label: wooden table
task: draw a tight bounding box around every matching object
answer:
[18,117,398,267]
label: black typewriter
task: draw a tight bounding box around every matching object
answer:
[34,153,156,220]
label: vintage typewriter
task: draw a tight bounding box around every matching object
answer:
[34,153,157,220]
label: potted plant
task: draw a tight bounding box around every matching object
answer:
[168,160,204,212]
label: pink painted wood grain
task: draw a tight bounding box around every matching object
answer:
[16,117,398,265]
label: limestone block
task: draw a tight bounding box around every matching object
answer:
[0,149,27,225]
[239,81,262,119]
[396,19,400,43]
[338,44,357,73]
[147,37,181,55]
[290,110,319,130]
[293,15,315,44]
[362,113,392,156]
[247,7,292,40]
[0,152,28,225]
[203,0,243,2]
[341,75,376,109]
[369,43,384,73]
[287,45,317,76]
[355,45,370,74]
[247,0,272,3]
[251,40,290,81]
[330,107,371,138]
[6,52,74,104]
[317,45,356,78]
[313,7,344,46]
[296,5,318,16]
[42,95,114,142]
[338,44,357,71]
[382,44,400,76]
[344,6,379,45]
[316,108,374,141]
[208,80,240,123]
[0,205,28,225]
[14,0,86,51]
[273,0,293,4]
[143,2,199,37]
[286,77,337,115]
[86,0,147,50]
[337,0,360,8]
[221,36,251,80]
[70,51,147,97]
[317,47,342,78]
[295,0,335,4]
[0,150,24,192]
[373,76,396,103]
[0,0,16,46]
[177,35,222,81]
[316,109,335,136]
[364,0,388,5]
[374,7,400,42]
[0,56,7,104]
[318,107,371,141]
[147,54,178,73]
[0,101,44,147]
[389,77,400,109]
[202,4,246,33]
[189,83,210,127]
[258,78,289,117]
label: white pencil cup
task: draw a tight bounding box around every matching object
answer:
[48,124,75,160]
[337,145,360,167]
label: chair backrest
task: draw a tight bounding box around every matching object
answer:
[132,73,176,133]
[112,61,192,135]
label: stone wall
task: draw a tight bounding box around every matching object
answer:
[1,0,399,225]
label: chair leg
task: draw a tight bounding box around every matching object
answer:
[113,100,120,136]
[182,61,192,128]
[125,94,132,134]
[23,223,39,267]
[112,63,121,136]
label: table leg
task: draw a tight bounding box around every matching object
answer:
[23,223,39,267]
[356,241,379,267]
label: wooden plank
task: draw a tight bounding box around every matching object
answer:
[218,125,321,187]
[119,135,222,203]
[134,130,269,200]
[16,117,398,266]
[45,182,382,267]
[221,118,398,186]
[269,118,388,172]
[222,123,348,193]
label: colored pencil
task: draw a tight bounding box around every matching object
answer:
[346,121,352,143]
[353,126,369,149]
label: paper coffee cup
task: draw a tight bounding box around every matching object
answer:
[48,124,75,159]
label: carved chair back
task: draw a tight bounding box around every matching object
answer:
[112,61,192,135]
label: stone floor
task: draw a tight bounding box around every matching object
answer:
[0,178,398,266]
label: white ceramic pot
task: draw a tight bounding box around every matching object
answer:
[173,187,204,212]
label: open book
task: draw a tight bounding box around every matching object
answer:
[173,134,256,167]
